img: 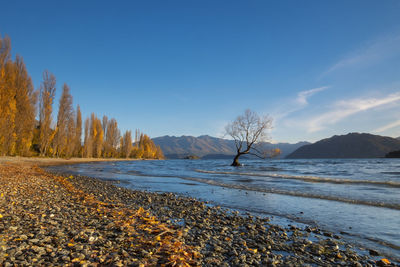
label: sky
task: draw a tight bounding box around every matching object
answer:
[1,0,400,143]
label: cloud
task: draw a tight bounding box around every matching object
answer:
[374,119,400,133]
[307,92,400,132]
[273,86,328,120]
[296,86,329,105]
[322,33,400,76]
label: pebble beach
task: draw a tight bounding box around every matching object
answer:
[0,158,397,266]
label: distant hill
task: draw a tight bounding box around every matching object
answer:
[152,135,234,158]
[286,133,400,159]
[152,135,308,159]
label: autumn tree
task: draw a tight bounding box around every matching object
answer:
[101,115,108,156]
[65,111,76,158]
[89,113,103,158]
[0,36,37,156]
[0,35,165,159]
[38,70,56,156]
[83,117,92,158]
[104,118,120,157]
[13,56,38,156]
[140,134,163,159]
[102,115,108,139]
[74,105,82,157]
[53,83,74,157]
[155,145,164,159]
[225,109,277,166]
[120,130,133,158]
[0,36,16,155]
[130,131,164,159]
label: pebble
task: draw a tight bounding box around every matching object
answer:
[1,163,398,266]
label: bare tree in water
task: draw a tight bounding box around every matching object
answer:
[225,109,278,166]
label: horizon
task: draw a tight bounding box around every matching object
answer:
[1,1,400,143]
[152,131,400,145]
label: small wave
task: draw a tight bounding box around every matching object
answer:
[381,171,400,175]
[180,176,400,210]
[236,178,254,183]
[258,167,282,172]
[195,170,400,188]
[97,170,400,209]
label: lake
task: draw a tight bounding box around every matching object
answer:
[47,158,400,261]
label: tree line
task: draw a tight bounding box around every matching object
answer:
[0,35,164,159]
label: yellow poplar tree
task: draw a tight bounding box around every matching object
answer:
[39,70,56,156]
[74,105,82,157]
[83,117,92,158]
[104,118,120,158]
[14,56,38,156]
[0,36,16,155]
[53,83,74,157]
[89,113,103,158]
[121,130,133,158]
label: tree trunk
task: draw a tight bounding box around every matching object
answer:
[231,153,242,166]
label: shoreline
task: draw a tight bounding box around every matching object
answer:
[0,158,398,266]
[0,156,144,167]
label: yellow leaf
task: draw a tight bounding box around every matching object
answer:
[68,243,75,247]
[0,214,3,219]
[1,193,3,197]
[381,258,390,265]
[137,207,145,214]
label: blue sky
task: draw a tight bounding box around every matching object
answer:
[1,0,400,143]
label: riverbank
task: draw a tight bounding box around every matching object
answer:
[0,158,397,266]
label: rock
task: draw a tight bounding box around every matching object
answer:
[376,258,391,266]
[369,249,380,256]
[323,232,333,237]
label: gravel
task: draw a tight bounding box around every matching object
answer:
[0,162,398,266]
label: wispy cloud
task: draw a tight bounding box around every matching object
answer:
[307,92,400,132]
[274,86,328,120]
[374,119,400,133]
[322,33,400,76]
[296,86,328,105]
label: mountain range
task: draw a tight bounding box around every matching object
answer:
[152,133,400,159]
[152,135,308,159]
[286,133,400,159]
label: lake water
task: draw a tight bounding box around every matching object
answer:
[48,158,400,261]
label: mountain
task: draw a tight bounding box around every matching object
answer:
[286,133,400,159]
[152,135,234,158]
[152,135,308,159]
